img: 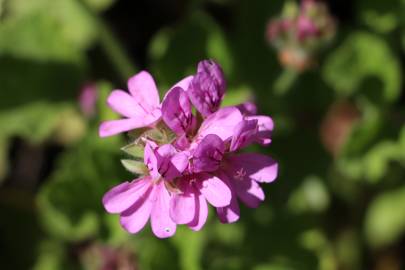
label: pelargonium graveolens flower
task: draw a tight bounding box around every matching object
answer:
[100,59,278,238]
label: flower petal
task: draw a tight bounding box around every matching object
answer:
[107,90,144,117]
[234,179,265,208]
[119,184,153,234]
[147,143,189,181]
[199,173,231,207]
[172,75,194,91]
[127,71,160,112]
[162,87,196,135]
[170,190,196,224]
[215,172,240,223]
[217,194,240,224]
[188,60,226,117]
[245,115,274,145]
[236,102,257,116]
[102,177,150,214]
[151,182,177,238]
[99,116,158,137]
[188,193,208,231]
[192,134,224,173]
[144,142,159,179]
[198,107,243,141]
[230,119,258,151]
[227,153,278,183]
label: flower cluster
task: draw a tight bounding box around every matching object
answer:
[99,60,278,238]
[266,0,336,71]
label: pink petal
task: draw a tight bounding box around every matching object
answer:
[227,153,278,183]
[107,90,144,117]
[230,119,258,151]
[234,179,265,208]
[144,142,159,179]
[172,75,194,92]
[215,172,240,223]
[170,191,196,224]
[199,173,231,207]
[192,134,224,173]
[188,193,208,231]
[127,71,160,112]
[245,115,274,145]
[99,116,159,137]
[198,107,243,141]
[188,60,226,117]
[236,102,257,116]
[217,194,240,224]
[161,87,196,135]
[171,152,189,175]
[102,177,150,214]
[148,144,189,181]
[151,182,177,238]
[119,185,154,234]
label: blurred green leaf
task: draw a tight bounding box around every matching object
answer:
[0,102,76,143]
[323,32,402,103]
[37,131,124,241]
[0,137,8,184]
[32,241,71,270]
[149,12,233,90]
[288,176,330,213]
[365,185,405,247]
[357,0,403,33]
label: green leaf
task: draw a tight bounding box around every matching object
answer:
[149,12,232,90]
[365,186,405,247]
[357,0,403,33]
[120,159,148,175]
[323,32,402,103]
[37,132,124,241]
[121,143,144,159]
[0,102,77,144]
[288,176,330,213]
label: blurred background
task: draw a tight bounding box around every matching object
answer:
[0,0,404,269]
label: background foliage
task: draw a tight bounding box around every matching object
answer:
[0,0,404,269]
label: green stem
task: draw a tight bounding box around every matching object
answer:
[273,68,299,95]
[79,0,137,81]
[98,22,138,80]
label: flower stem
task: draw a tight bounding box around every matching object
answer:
[273,68,299,95]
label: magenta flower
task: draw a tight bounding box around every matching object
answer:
[100,59,278,238]
[188,60,226,117]
[99,71,193,137]
[217,153,278,223]
[102,141,188,238]
[103,177,176,238]
[169,173,232,231]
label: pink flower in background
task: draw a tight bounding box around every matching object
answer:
[266,0,336,71]
[79,83,98,117]
[100,59,278,238]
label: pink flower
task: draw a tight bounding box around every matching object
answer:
[169,173,232,231]
[100,59,278,238]
[103,177,176,238]
[102,141,188,238]
[78,83,98,117]
[217,153,278,223]
[99,71,193,137]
